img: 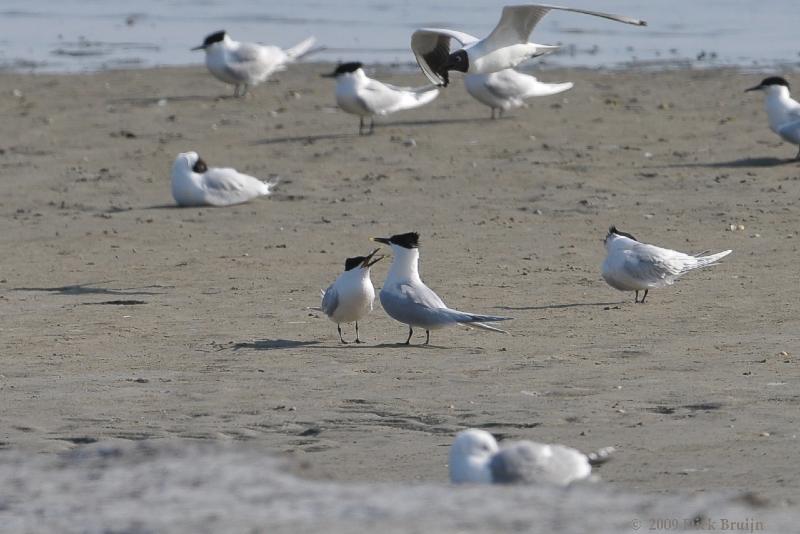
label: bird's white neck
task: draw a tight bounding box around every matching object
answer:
[763,86,799,128]
[385,247,421,283]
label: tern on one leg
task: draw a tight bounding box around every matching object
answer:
[601,226,732,304]
[320,249,384,344]
[371,232,510,345]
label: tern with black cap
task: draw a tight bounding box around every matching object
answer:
[170,151,277,207]
[322,62,440,135]
[746,76,800,159]
[371,232,511,345]
[192,30,315,97]
[319,249,384,344]
[411,4,646,87]
[602,226,732,304]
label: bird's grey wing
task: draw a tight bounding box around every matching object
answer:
[320,284,339,317]
[489,442,591,485]
[202,167,249,191]
[411,28,480,86]
[357,79,406,114]
[400,282,447,309]
[622,245,682,283]
[777,118,800,144]
[485,4,646,49]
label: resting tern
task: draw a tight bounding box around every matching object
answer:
[322,62,440,135]
[449,429,614,485]
[371,232,511,345]
[464,68,573,118]
[601,226,732,303]
[192,30,316,97]
[319,249,384,344]
[171,151,276,207]
[411,4,646,87]
[745,76,800,159]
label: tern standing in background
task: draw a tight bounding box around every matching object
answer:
[371,232,510,345]
[319,249,384,344]
[449,429,614,485]
[746,76,800,159]
[601,226,732,303]
[171,152,277,207]
[464,68,573,119]
[322,62,440,135]
[411,4,646,87]
[192,30,316,97]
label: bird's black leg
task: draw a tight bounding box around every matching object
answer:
[355,322,364,344]
[337,324,349,344]
[357,117,362,135]
[424,330,430,345]
[404,326,413,345]
[640,289,648,303]
[241,84,249,97]
[634,290,640,303]
[233,85,240,97]
[367,117,374,135]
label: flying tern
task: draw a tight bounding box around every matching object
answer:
[171,151,277,207]
[602,226,732,303]
[371,232,511,345]
[746,76,800,159]
[411,4,646,87]
[192,30,316,97]
[449,428,614,485]
[319,249,384,344]
[464,68,573,118]
[322,62,440,135]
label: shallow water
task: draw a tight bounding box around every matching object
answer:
[1,0,799,72]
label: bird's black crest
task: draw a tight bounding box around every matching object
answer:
[331,62,364,76]
[608,226,637,241]
[389,232,419,249]
[758,76,790,89]
[203,31,227,47]
[192,156,208,173]
[344,256,366,271]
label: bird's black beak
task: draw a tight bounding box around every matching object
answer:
[191,44,206,51]
[745,84,763,92]
[370,237,391,245]
[361,248,384,268]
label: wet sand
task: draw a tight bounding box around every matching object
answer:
[0,64,798,511]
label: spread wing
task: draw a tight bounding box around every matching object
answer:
[411,28,479,86]
[320,284,339,317]
[485,4,646,49]
[489,441,591,485]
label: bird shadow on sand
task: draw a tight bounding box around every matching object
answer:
[251,133,356,145]
[371,342,448,349]
[655,156,797,169]
[388,116,505,128]
[108,95,232,106]
[495,301,625,311]
[232,339,321,351]
[12,282,169,296]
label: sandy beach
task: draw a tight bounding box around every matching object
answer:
[1,63,799,518]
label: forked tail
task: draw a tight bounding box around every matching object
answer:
[450,310,511,333]
[285,36,317,60]
[690,249,732,270]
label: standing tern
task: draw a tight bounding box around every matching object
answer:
[602,226,732,304]
[745,76,800,159]
[371,232,511,345]
[464,68,573,119]
[322,62,440,135]
[319,249,384,344]
[411,4,646,87]
[171,151,277,207]
[449,429,614,485]
[192,30,316,97]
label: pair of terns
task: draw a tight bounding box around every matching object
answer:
[324,3,645,132]
[320,233,511,345]
[320,228,731,345]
